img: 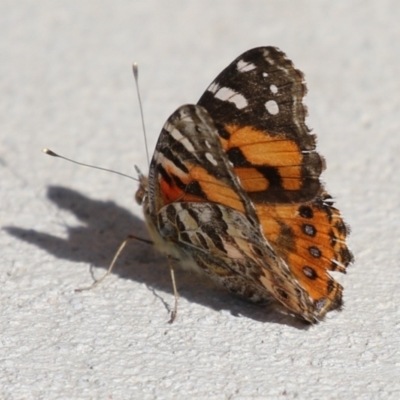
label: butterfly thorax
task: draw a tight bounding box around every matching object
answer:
[136,174,201,270]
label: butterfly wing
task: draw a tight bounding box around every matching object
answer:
[146,104,319,322]
[146,104,258,224]
[158,201,318,322]
[198,46,322,203]
[198,47,353,317]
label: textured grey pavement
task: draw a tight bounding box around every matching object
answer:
[1,1,400,398]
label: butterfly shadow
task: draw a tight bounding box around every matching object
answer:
[5,185,309,329]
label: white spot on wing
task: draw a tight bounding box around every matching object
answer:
[265,100,279,115]
[170,127,195,152]
[270,84,278,94]
[164,121,173,133]
[214,87,248,109]
[208,82,220,94]
[156,153,187,180]
[263,48,276,66]
[205,152,218,166]
[237,60,256,72]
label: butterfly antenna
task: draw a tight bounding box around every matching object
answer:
[42,148,138,182]
[132,62,150,167]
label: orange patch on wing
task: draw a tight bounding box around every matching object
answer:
[160,175,205,205]
[160,176,185,204]
[257,213,282,245]
[285,252,340,301]
[233,165,302,192]
[159,163,246,213]
[255,201,350,307]
[256,203,298,244]
[219,136,229,151]
[234,168,270,191]
[224,125,303,167]
[256,203,343,266]
[277,166,302,190]
[190,165,245,212]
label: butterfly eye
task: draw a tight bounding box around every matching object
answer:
[135,186,146,205]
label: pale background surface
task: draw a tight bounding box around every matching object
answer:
[1,1,399,399]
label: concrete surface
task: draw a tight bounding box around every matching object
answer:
[1,1,399,398]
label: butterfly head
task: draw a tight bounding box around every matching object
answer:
[134,165,148,206]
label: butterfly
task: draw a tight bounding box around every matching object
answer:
[135,46,353,323]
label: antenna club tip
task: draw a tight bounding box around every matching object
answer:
[132,62,139,79]
[43,148,57,156]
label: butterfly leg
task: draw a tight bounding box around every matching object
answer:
[75,234,152,292]
[167,255,179,324]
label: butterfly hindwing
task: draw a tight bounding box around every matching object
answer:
[158,201,317,322]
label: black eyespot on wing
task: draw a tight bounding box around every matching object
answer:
[298,205,314,219]
[309,246,322,258]
[303,266,318,280]
[302,224,316,237]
